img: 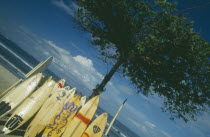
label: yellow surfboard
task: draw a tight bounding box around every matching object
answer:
[39,88,76,127]
[82,113,107,137]
[42,93,82,137]
[0,73,42,119]
[61,95,100,137]
[24,88,75,137]
[1,77,55,134]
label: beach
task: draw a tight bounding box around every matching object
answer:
[0,65,19,94]
[0,65,22,137]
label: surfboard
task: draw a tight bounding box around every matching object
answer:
[24,61,43,78]
[1,77,55,134]
[64,86,70,90]
[82,113,107,137]
[104,99,127,136]
[42,93,82,137]
[0,56,53,99]
[80,96,86,107]
[0,79,23,99]
[61,95,100,137]
[0,73,42,119]
[25,57,53,78]
[24,88,75,137]
[37,88,76,127]
[48,78,66,97]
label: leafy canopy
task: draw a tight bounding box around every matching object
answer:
[75,0,210,122]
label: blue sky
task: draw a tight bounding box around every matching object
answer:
[0,0,209,137]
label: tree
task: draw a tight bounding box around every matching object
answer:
[74,0,210,122]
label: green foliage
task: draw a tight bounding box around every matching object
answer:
[75,0,210,122]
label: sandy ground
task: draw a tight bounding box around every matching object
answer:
[0,65,19,94]
[0,65,22,137]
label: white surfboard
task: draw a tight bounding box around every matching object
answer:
[0,73,42,119]
[24,88,75,137]
[25,57,53,78]
[80,96,87,107]
[0,56,53,99]
[1,77,55,134]
[48,78,66,97]
[64,86,70,90]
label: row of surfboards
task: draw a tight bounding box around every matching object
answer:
[0,73,107,137]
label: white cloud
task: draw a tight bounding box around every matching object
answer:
[127,117,172,137]
[43,51,50,56]
[70,42,86,54]
[160,131,172,137]
[116,84,133,95]
[139,93,163,108]
[96,72,104,80]
[124,103,148,121]
[145,121,156,129]
[47,40,70,55]
[43,41,104,91]
[127,117,147,132]
[52,0,78,17]
[73,55,93,69]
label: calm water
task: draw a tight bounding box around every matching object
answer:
[0,33,140,137]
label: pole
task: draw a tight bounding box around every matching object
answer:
[104,99,127,135]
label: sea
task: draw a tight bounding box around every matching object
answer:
[0,33,140,137]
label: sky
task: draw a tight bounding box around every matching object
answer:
[0,0,209,137]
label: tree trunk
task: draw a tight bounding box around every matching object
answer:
[89,58,123,99]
